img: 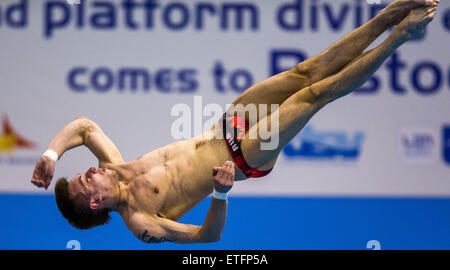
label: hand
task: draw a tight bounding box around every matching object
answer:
[212,161,235,193]
[31,156,55,190]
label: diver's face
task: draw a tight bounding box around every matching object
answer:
[68,167,114,209]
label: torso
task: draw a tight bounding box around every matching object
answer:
[110,128,247,225]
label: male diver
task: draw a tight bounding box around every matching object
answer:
[31,0,440,243]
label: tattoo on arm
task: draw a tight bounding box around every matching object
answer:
[138,230,177,243]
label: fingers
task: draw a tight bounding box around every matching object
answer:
[216,165,225,180]
[212,161,235,193]
[223,161,235,183]
[224,160,234,168]
[46,173,54,188]
[226,161,235,178]
[212,167,221,176]
[31,174,51,189]
[213,161,235,182]
[31,178,44,188]
[44,179,50,190]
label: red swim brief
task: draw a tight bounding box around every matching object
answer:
[220,113,272,178]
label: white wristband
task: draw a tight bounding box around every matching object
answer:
[42,149,59,162]
[212,190,228,200]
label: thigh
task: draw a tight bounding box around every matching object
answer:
[240,86,326,170]
[228,68,311,120]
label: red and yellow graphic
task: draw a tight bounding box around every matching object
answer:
[0,115,35,154]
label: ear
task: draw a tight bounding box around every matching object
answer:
[89,194,102,210]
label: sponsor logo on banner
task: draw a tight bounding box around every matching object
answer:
[282,125,364,160]
[0,114,39,166]
[443,126,450,165]
[399,128,437,163]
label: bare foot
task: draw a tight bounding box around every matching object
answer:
[380,0,438,26]
[396,5,438,40]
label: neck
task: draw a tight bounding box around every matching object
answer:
[112,179,128,211]
[100,170,128,211]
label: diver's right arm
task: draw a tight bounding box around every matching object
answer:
[129,161,235,244]
[30,116,123,189]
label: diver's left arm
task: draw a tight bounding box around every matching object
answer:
[30,116,123,189]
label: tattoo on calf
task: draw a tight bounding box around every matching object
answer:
[138,230,177,243]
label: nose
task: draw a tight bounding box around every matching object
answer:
[86,167,97,177]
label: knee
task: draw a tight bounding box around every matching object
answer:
[306,83,335,107]
[293,59,333,85]
[290,61,315,84]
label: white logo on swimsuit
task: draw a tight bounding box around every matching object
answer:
[226,132,239,152]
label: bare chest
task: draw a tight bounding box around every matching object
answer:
[123,136,230,220]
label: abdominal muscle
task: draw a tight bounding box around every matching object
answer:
[125,129,236,221]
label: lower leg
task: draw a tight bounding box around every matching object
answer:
[243,4,439,169]
[231,0,435,116]
[230,4,402,118]
[312,5,438,103]
[295,0,436,83]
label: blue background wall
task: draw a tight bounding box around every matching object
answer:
[2,194,449,250]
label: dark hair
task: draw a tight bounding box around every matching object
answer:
[54,177,111,230]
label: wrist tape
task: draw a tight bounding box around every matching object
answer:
[212,190,228,200]
[43,149,59,162]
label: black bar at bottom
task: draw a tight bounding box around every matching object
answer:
[1,250,449,267]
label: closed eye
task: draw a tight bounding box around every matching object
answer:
[79,177,89,200]
[79,175,86,189]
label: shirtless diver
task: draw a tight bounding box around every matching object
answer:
[31,0,440,244]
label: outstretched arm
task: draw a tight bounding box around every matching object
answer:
[31,116,123,189]
[129,161,235,244]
